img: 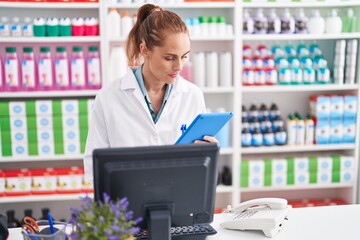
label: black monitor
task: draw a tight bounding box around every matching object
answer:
[93,143,219,240]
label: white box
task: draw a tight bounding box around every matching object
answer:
[11,130,28,143]
[31,175,57,192]
[330,96,344,121]
[344,95,357,120]
[248,174,264,188]
[317,171,332,184]
[294,157,309,172]
[249,160,265,175]
[330,121,343,144]
[294,172,309,185]
[315,121,330,144]
[35,100,53,116]
[11,143,28,157]
[9,101,26,116]
[272,158,287,174]
[37,116,53,129]
[340,170,354,183]
[62,100,79,115]
[341,156,354,171]
[37,129,54,143]
[63,129,80,143]
[62,115,79,130]
[343,120,356,143]
[38,142,55,156]
[64,141,80,155]
[272,173,287,187]
[10,116,27,131]
[318,157,333,172]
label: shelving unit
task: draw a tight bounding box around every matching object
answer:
[1,0,360,220]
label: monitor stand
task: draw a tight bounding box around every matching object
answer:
[148,207,171,240]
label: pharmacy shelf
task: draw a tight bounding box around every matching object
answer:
[105,2,235,9]
[0,2,99,9]
[243,33,360,41]
[243,1,360,8]
[0,36,101,43]
[241,84,359,93]
[0,155,83,163]
[241,183,354,193]
[0,90,98,99]
[216,185,233,193]
[107,36,235,43]
[220,148,233,155]
[241,144,356,155]
[202,87,234,94]
[0,193,89,203]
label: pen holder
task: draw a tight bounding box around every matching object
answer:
[22,220,67,240]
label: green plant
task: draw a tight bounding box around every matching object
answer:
[69,193,141,240]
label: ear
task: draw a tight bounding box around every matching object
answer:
[140,43,149,57]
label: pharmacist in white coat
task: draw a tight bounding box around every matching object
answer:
[84,4,217,181]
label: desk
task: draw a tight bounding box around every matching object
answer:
[8,205,360,240]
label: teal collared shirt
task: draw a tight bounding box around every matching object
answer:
[134,65,172,123]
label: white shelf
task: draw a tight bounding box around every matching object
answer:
[216,185,233,193]
[108,36,235,43]
[0,90,98,99]
[0,2,99,9]
[0,193,88,203]
[202,87,234,94]
[105,2,235,9]
[0,155,83,163]
[220,148,233,155]
[243,1,360,8]
[243,33,360,41]
[0,36,101,43]
[241,183,354,193]
[242,84,359,93]
[241,144,356,154]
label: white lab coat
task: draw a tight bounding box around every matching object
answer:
[83,67,206,181]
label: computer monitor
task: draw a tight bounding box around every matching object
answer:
[93,143,219,240]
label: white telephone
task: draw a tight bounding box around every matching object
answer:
[220,198,291,238]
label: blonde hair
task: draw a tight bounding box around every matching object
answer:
[126,4,189,66]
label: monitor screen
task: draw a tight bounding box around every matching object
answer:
[93,143,219,240]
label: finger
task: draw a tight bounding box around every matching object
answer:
[203,136,218,143]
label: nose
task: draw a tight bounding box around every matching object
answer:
[172,58,183,72]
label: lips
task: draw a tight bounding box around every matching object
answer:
[168,73,178,78]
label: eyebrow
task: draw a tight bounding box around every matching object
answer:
[164,50,190,57]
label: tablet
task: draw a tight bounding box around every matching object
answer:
[175,112,233,144]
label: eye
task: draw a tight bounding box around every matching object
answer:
[165,56,175,61]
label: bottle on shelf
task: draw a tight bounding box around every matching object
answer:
[219,51,232,87]
[22,209,34,223]
[33,17,46,37]
[280,8,295,34]
[286,114,297,145]
[71,46,86,89]
[254,8,267,34]
[251,124,263,147]
[267,8,281,34]
[275,123,287,146]
[121,10,133,39]
[46,17,59,37]
[243,9,254,34]
[325,9,342,34]
[84,17,99,36]
[107,8,121,37]
[22,17,33,37]
[305,113,315,145]
[11,17,22,37]
[221,166,232,186]
[38,46,54,91]
[342,8,357,33]
[193,51,205,88]
[87,46,102,89]
[307,10,325,34]
[4,47,20,91]
[55,46,70,90]
[21,47,37,91]
[295,113,305,145]
[0,17,11,37]
[71,17,85,37]
[206,51,219,88]
[6,210,21,228]
[263,125,275,146]
[295,8,308,34]
[59,17,72,37]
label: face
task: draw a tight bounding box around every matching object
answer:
[141,32,190,85]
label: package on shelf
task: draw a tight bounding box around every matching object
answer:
[330,119,343,144]
[4,169,31,196]
[80,168,93,193]
[0,170,4,196]
[343,119,356,143]
[309,95,330,122]
[31,168,57,195]
[56,167,83,194]
[343,95,357,122]
[289,198,348,208]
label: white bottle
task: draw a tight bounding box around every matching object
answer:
[305,114,314,145]
[295,8,308,34]
[307,10,325,34]
[325,9,342,34]
[0,17,10,37]
[206,51,219,88]
[280,8,295,34]
[267,9,281,34]
[109,46,128,82]
[243,9,254,34]
[193,51,206,88]
[254,9,267,34]
[11,17,22,37]
[219,52,232,87]
[107,8,121,37]
[121,10,133,39]
[22,17,33,37]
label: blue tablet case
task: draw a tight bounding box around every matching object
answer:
[175,112,233,144]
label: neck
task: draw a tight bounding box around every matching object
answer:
[142,63,166,94]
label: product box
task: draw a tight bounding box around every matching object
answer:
[294,172,309,185]
[11,129,27,144]
[343,95,357,121]
[340,170,354,183]
[35,100,53,116]
[329,120,343,144]
[31,168,57,194]
[62,100,79,115]
[330,95,344,122]
[62,115,79,130]
[4,169,31,196]
[248,174,264,188]
[310,95,330,122]
[317,171,332,184]
[11,143,29,157]
[37,129,54,143]
[340,155,354,171]
[80,168,93,193]
[9,101,26,117]
[315,120,330,144]
[272,158,287,174]
[342,120,356,143]
[37,115,53,129]
[38,142,55,156]
[248,160,265,175]
[0,171,4,196]
[272,173,287,187]
[317,156,333,172]
[294,157,309,172]
[10,116,27,131]
[56,167,82,193]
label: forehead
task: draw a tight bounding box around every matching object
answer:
[155,32,190,55]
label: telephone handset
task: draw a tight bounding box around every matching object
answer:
[220,198,291,238]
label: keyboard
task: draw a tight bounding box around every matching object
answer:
[135,224,217,240]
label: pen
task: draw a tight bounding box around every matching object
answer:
[48,212,55,234]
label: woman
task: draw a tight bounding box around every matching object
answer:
[84,4,217,181]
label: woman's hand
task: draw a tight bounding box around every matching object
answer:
[194,136,219,144]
